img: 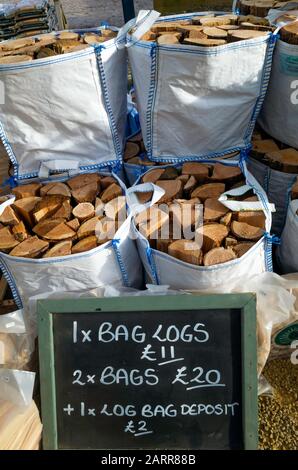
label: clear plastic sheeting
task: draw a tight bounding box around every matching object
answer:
[0,369,35,407]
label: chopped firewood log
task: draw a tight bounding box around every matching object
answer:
[72,236,97,254]
[67,173,100,190]
[9,236,49,258]
[40,182,71,198]
[204,198,229,222]
[197,15,238,26]
[136,206,169,240]
[96,217,120,244]
[83,33,106,44]
[203,27,228,39]
[124,142,140,161]
[169,202,198,237]
[0,55,33,64]
[197,223,229,252]
[2,38,35,51]
[128,132,145,151]
[33,218,69,237]
[155,180,183,203]
[77,216,102,239]
[43,240,72,258]
[156,239,174,253]
[101,183,122,203]
[142,168,165,184]
[237,211,265,229]
[95,198,105,217]
[203,247,237,266]
[188,29,208,39]
[228,29,268,41]
[266,148,298,173]
[0,205,19,226]
[252,139,279,157]
[191,183,225,201]
[220,212,232,226]
[105,196,126,221]
[136,191,153,204]
[217,25,240,31]
[12,183,41,199]
[141,31,157,41]
[183,38,226,46]
[12,221,28,242]
[126,156,153,166]
[157,34,181,45]
[230,180,247,190]
[159,167,179,180]
[72,202,95,222]
[52,199,72,220]
[182,162,209,182]
[232,242,255,257]
[66,218,80,232]
[72,181,99,204]
[100,29,117,38]
[13,197,41,226]
[37,47,58,59]
[33,195,66,223]
[151,21,190,33]
[168,240,203,265]
[176,175,190,184]
[40,222,76,242]
[184,176,197,194]
[210,163,242,183]
[0,227,19,252]
[292,179,298,200]
[231,220,264,240]
[58,32,79,41]
[280,20,298,45]
[225,236,238,248]
[240,22,272,31]
[100,176,117,190]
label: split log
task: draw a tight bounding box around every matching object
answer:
[58,32,79,40]
[37,47,58,58]
[0,205,19,226]
[240,22,272,31]
[105,196,126,221]
[168,240,203,265]
[169,202,199,237]
[13,197,41,226]
[0,55,32,64]
[156,180,183,203]
[156,239,173,253]
[157,34,181,45]
[66,218,80,232]
[204,198,229,222]
[217,25,240,30]
[252,139,279,158]
[232,242,255,257]
[142,168,165,184]
[183,176,197,194]
[72,202,95,222]
[203,27,228,39]
[237,210,265,229]
[2,38,35,51]
[83,33,106,44]
[43,240,72,258]
[203,247,237,266]
[72,236,97,254]
[159,167,180,180]
[231,220,264,240]
[40,182,71,198]
[136,206,169,239]
[95,198,105,217]
[0,227,19,252]
[52,199,72,220]
[136,191,153,205]
[225,236,238,248]
[191,183,225,201]
[220,212,233,226]
[265,148,298,173]
[128,132,145,151]
[12,183,41,199]
[198,15,238,26]
[67,173,100,190]
[9,236,49,258]
[96,218,120,245]
[140,32,157,41]
[100,176,117,190]
[12,221,28,242]
[280,22,298,45]
[228,29,268,41]
[100,29,117,38]
[33,218,72,238]
[151,21,190,33]
[196,223,229,252]
[72,181,99,203]
[101,183,122,204]
[77,216,102,239]
[182,162,209,182]
[188,29,208,39]
[124,142,140,161]
[176,175,190,184]
[210,163,242,183]
[33,195,66,223]
[183,38,227,46]
[126,156,153,166]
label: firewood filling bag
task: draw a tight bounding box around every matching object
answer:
[0,29,117,64]
[135,162,266,267]
[0,173,125,258]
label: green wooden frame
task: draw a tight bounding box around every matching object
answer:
[38,293,257,450]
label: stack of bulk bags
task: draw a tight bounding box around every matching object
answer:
[125,10,277,163]
[277,179,298,272]
[127,157,275,291]
[0,26,127,180]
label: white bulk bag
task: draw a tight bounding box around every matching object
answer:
[0,27,127,179]
[127,159,275,291]
[247,157,297,236]
[125,10,277,162]
[277,199,298,273]
[259,9,298,148]
[0,173,143,310]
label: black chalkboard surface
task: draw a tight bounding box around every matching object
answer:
[38,294,257,450]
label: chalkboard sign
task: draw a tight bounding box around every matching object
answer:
[38,294,257,450]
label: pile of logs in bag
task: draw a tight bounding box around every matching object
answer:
[0,1,298,448]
